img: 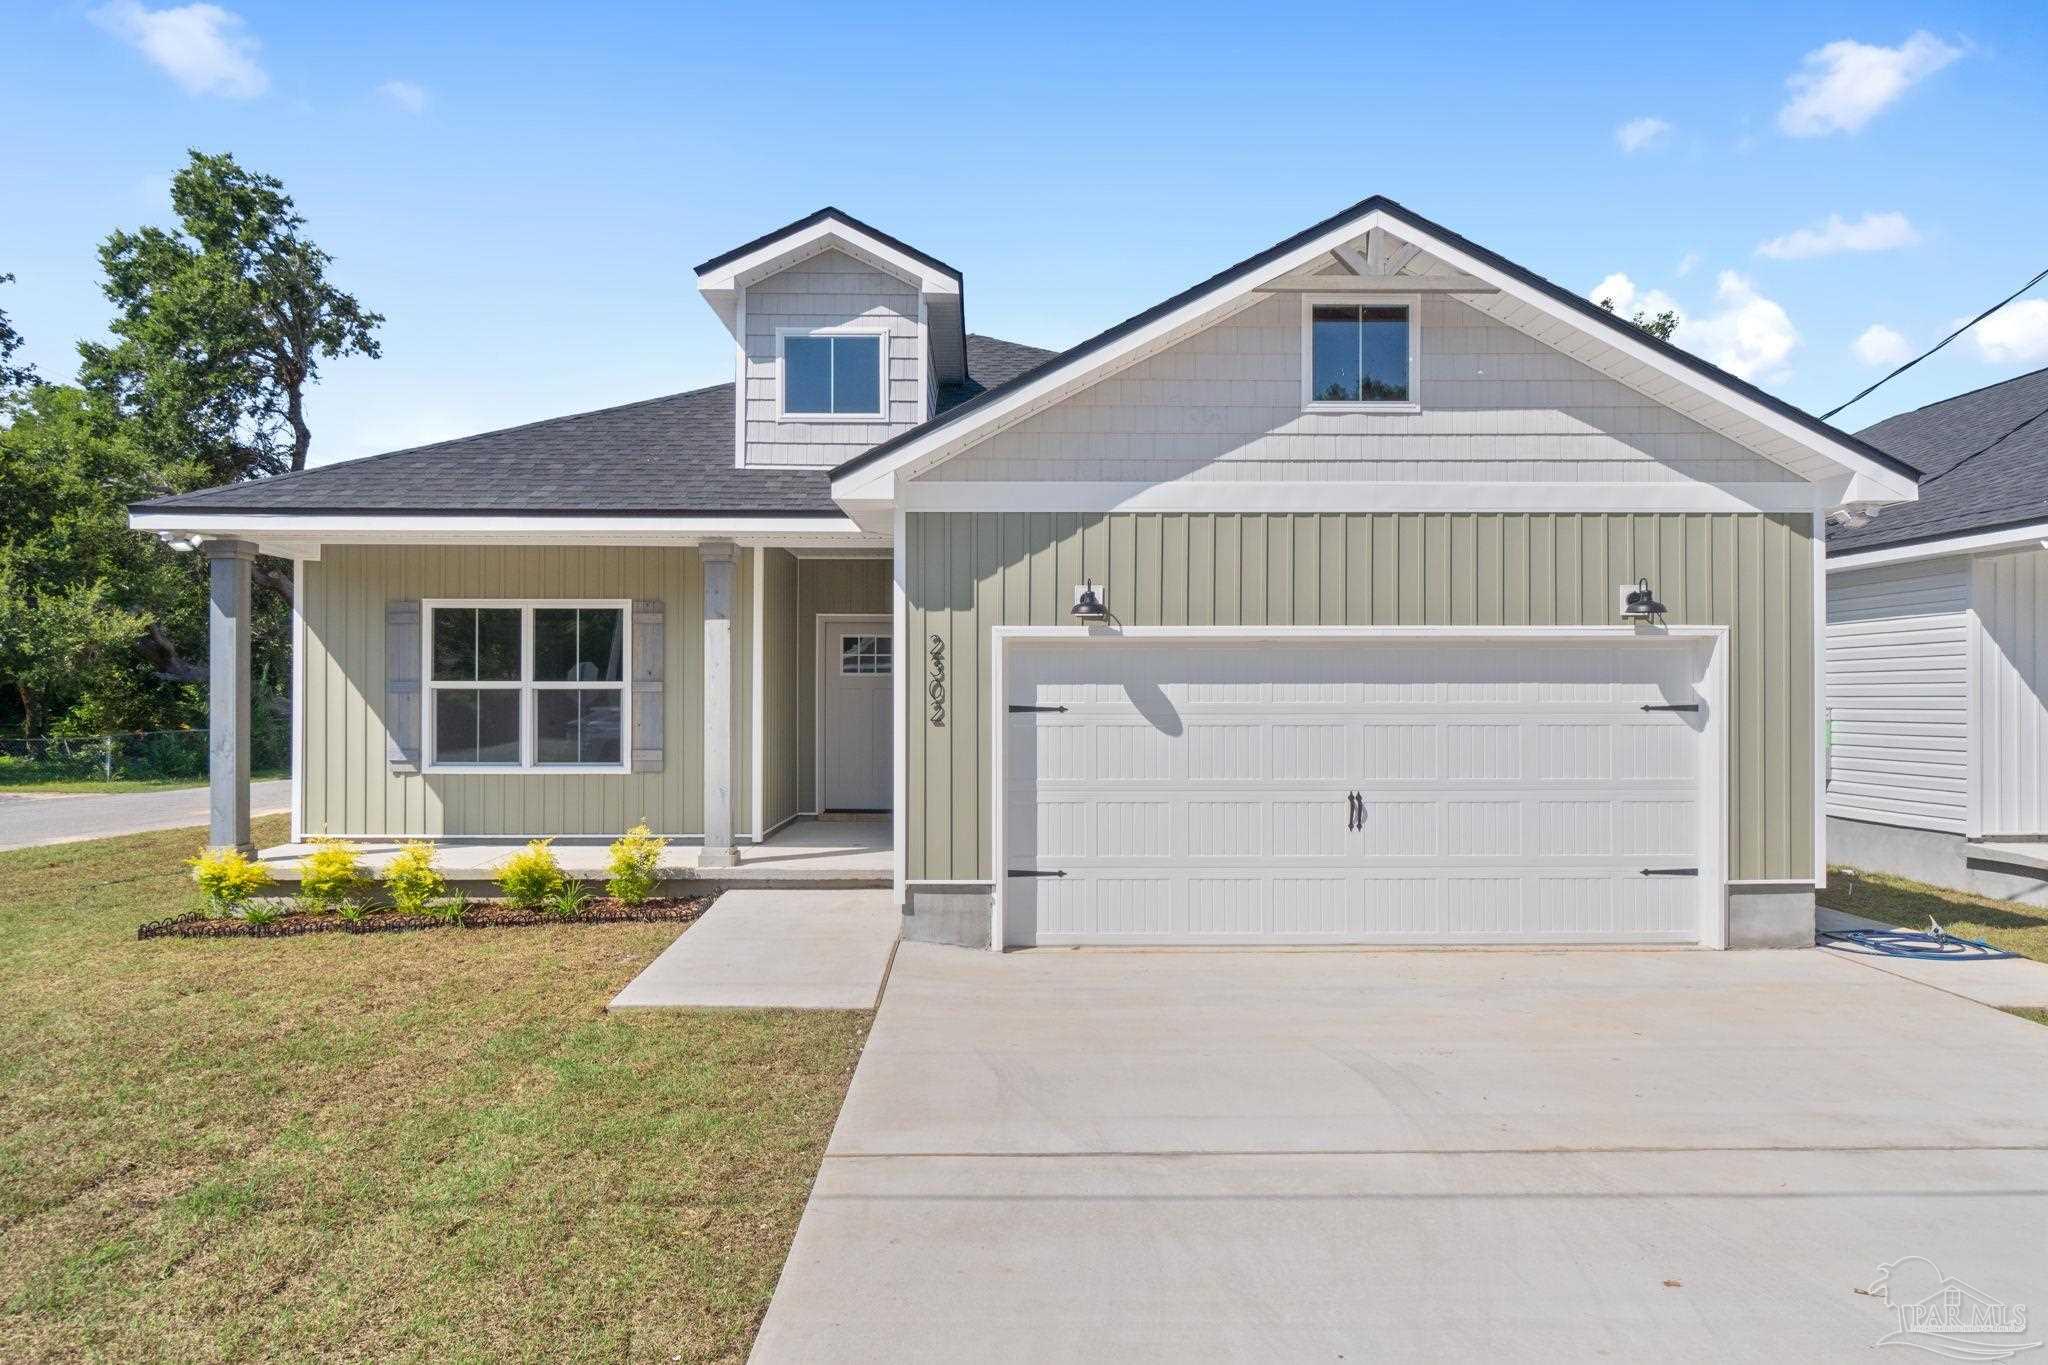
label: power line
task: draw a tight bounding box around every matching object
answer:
[1921,398,2048,487]
[1821,265,2048,422]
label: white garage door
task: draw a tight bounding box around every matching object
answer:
[1002,637,1711,947]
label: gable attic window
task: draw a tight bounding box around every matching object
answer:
[1302,295,1419,411]
[779,328,886,420]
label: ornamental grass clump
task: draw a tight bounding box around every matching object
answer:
[382,841,447,915]
[187,846,272,917]
[495,839,566,909]
[606,823,667,906]
[297,839,366,913]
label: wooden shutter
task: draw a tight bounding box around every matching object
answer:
[632,598,665,772]
[385,599,422,772]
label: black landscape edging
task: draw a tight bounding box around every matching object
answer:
[137,896,714,941]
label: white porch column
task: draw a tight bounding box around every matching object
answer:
[700,540,739,868]
[204,538,256,854]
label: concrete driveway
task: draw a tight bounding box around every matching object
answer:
[0,779,291,852]
[754,945,2048,1361]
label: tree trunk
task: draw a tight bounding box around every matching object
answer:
[137,621,206,685]
[15,681,43,740]
[286,382,311,472]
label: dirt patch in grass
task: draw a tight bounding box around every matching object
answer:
[0,816,871,1363]
[1821,864,2048,966]
[141,896,715,940]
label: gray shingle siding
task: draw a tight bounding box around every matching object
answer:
[134,334,1053,517]
[1830,366,2048,555]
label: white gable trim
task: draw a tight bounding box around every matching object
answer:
[901,481,1828,516]
[830,205,1918,512]
[696,220,959,300]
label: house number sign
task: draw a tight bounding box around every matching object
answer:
[927,635,947,727]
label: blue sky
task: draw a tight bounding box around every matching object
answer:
[3,1,2044,467]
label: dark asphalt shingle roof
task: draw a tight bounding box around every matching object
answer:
[134,333,1053,517]
[1829,366,2048,556]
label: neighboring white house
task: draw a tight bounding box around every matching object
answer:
[1826,366,2048,902]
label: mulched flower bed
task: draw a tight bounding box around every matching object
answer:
[138,895,715,941]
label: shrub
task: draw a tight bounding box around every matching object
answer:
[297,839,366,911]
[383,841,447,915]
[547,881,592,920]
[606,823,667,905]
[188,847,272,915]
[495,839,565,908]
[239,901,282,927]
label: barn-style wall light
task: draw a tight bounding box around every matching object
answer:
[1619,577,1667,622]
[1071,580,1107,621]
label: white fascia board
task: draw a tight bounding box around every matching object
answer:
[696,221,960,300]
[1825,519,2048,572]
[901,480,1827,515]
[129,510,877,544]
[831,206,1918,511]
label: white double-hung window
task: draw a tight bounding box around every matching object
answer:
[424,601,630,772]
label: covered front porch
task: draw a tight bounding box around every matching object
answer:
[177,534,896,886]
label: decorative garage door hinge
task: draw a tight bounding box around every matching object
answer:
[1008,704,1069,713]
[1007,868,1067,877]
[1640,702,1701,712]
[1639,867,1700,876]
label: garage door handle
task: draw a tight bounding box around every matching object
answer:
[1007,868,1066,878]
[1641,703,1700,712]
[1347,791,1363,830]
[1640,867,1699,876]
[1008,704,1068,714]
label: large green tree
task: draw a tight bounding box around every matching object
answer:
[0,273,38,402]
[81,150,383,481]
[0,385,193,736]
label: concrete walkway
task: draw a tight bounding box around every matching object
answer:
[1819,905,2048,1008]
[753,945,2048,1361]
[609,889,898,1011]
[0,779,291,852]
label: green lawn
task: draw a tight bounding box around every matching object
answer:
[1821,864,2048,966]
[0,816,869,1362]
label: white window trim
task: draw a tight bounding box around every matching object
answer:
[1300,292,1421,413]
[775,324,892,423]
[421,599,634,775]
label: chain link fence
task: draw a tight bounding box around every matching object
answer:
[0,719,290,785]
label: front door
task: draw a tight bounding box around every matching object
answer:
[820,618,892,811]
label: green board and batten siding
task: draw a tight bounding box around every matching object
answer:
[300,545,753,839]
[906,510,1815,885]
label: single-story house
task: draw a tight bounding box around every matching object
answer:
[1825,365,2048,901]
[132,196,1921,949]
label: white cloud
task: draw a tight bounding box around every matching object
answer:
[89,1,267,98]
[1972,299,2048,365]
[1778,31,1961,136]
[376,79,428,113]
[1615,117,1672,153]
[1756,211,1920,261]
[1852,324,1913,367]
[1588,273,1682,325]
[1675,251,1700,278]
[1679,272,1799,380]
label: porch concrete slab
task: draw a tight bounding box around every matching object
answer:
[255,815,889,889]
[607,889,897,1011]
[756,943,2048,1361]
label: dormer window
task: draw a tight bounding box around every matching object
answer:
[1301,295,1419,411]
[779,328,886,420]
